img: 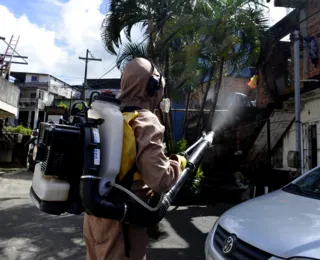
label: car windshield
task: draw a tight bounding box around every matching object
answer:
[283,167,320,200]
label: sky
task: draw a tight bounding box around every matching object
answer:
[0,0,291,85]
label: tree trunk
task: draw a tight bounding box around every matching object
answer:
[196,66,215,137]
[256,70,264,109]
[147,8,155,61]
[182,87,191,139]
[148,34,155,61]
[164,50,170,98]
[161,49,175,154]
[207,58,224,131]
[167,50,176,153]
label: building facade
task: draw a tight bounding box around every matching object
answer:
[0,77,20,120]
[251,0,320,176]
[85,78,121,98]
[11,72,78,129]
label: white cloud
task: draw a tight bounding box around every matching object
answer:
[47,0,64,7]
[0,0,144,85]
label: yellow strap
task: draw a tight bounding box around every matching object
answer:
[127,112,142,182]
[122,111,139,123]
[133,172,142,181]
[119,111,140,182]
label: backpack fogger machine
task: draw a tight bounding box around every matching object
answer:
[29,92,214,227]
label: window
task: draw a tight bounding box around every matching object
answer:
[39,91,44,100]
[31,75,38,82]
[283,166,320,200]
[30,93,36,99]
[308,124,317,169]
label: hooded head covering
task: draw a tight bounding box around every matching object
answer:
[119,58,165,112]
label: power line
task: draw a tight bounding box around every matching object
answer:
[79,49,102,100]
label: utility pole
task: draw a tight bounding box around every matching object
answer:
[79,49,102,100]
[292,30,302,175]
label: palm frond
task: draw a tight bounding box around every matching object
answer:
[101,0,148,55]
[116,42,149,71]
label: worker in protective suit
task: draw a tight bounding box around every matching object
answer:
[83,57,187,260]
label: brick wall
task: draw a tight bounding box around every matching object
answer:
[218,77,253,104]
[189,76,253,110]
[292,0,320,80]
[307,0,320,78]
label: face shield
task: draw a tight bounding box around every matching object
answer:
[152,68,171,113]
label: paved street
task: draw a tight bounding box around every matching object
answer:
[0,169,233,260]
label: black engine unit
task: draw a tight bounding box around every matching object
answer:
[29,93,215,225]
[30,121,87,215]
[37,122,83,178]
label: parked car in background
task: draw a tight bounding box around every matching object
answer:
[226,92,254,109]
[205,165,320,260]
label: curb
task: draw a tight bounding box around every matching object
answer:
[0,168,28,175]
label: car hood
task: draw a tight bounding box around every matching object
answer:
[218,189,320,258]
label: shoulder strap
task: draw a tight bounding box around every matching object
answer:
[116,163,138,189]
[121,106,142,112]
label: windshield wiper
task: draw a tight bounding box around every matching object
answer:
[285,183,311,195]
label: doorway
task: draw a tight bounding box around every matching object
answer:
[309,124,318,169]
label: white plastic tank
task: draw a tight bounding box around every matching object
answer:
[32,163,70,201]
[88,93,124,188]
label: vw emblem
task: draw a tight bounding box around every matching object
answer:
[222,236,234,254]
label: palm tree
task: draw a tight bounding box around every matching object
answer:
[179,0,269,132]
[115,42,149,71]
[101,0,204,153]
[101,0,198,153]
[101,0,192,59]
[208,1,268,131]
[101,0,269,149]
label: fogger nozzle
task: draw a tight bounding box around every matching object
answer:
[203,131,215,145]
[182,131,215,157]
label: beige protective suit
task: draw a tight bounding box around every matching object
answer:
[83,58,182,260]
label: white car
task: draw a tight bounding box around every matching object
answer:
[205,165,320,260]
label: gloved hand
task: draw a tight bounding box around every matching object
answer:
[169,154,187,171]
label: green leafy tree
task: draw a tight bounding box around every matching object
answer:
[101,0,192,59]
[101,0,197,153]
[101,0,269,150]
[58,101,69,110]
[181,0,269,131]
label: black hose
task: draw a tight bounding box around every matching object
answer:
[125,132,214,227]
[80,178,126,219]
[70,101,89,118]
[79,127,214,227]
[88,91,100,107]
[24,137,37,147]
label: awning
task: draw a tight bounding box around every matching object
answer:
[0,100,18,118]
[274,0,307,8]
[44,106,67,115]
